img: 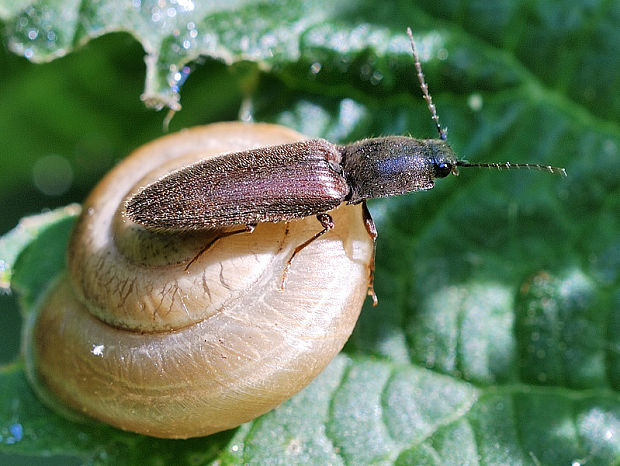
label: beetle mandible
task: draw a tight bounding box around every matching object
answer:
[126,28,566,305]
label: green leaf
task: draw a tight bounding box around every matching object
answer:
[2,0,620,464]
[0,205,78,293]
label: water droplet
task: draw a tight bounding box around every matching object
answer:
[151,7,161,22]
[309,62,322,74]
[360,63,372,79]
[176,0,195,11]
[24,48,34,59]
[182,39,191,49]
[8,424,23,443]
[170,65,191,92]
[468,93,483,111]
[27,28,38,40]
[337,55,351,72]
[91,344,105,357]
[370,70,383,85]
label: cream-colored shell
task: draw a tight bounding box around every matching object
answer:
[26,122,374,438]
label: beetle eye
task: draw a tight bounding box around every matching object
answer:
[433,161,453,178]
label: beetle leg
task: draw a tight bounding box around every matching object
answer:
[281,214,334,289]
[185,224,256,271]
[361,201,378,306]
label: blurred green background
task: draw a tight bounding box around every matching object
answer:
[1,0,619,464]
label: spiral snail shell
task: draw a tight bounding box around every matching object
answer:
[24,122,374,439]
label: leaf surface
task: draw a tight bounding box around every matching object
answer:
[1,0,619,464]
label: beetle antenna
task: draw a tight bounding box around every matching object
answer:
[407,27,447,141]
[456,161,567,176]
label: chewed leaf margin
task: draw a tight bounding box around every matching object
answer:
[1,0,420,110]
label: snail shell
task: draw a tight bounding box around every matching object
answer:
[24,122,374,439]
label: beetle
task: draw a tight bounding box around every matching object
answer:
[126,28,565,305]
